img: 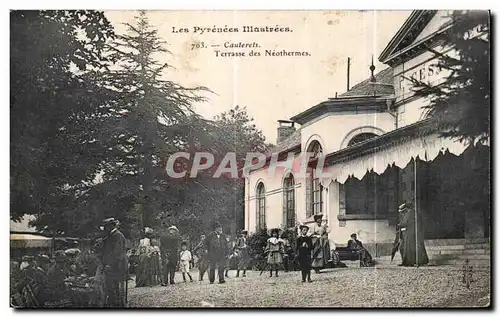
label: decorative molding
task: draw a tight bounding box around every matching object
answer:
[339,126,386,150]
[337,214,390,221]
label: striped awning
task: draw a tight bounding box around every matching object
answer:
[10,234,52,249]
[321,133,486,187]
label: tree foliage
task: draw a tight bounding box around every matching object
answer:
[411,10,490,144]
[11,11,270,242]
[10,10,115,222]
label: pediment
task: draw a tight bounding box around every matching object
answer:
[378,10,438,64]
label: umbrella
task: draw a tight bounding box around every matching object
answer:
[390,230,401,262]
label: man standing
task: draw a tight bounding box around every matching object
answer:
[204,221,228,284]
[100,218,128,307]
[160,226,180,286]
[398,202,429,266]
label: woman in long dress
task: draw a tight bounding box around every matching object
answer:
[234,230,250,277]
[398,203,429,266]
[135,227,155,287]
[309,214,331,273]
[193,234,209,281]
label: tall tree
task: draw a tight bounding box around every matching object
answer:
[212,105,269,232]
[95,11,215,230]
[10,10,114,222]
[412,10,490,144]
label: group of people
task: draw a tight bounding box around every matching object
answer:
[11,217,128,308]
[134,221,248,286]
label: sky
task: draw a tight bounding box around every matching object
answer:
[105,10,411,144]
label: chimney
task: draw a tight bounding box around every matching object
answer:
[276,120,296,144]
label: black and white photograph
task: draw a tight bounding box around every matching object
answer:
[9,8,491,308]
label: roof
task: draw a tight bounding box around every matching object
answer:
[339,67,394,97]
[290,67,395,125]
[10,215,38,234]
[379,10,438,65]
[265,129,301,156]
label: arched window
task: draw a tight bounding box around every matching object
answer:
[347,133,378,147]
[283,174,295,228]
[256,182,266,230]
[306,141,324,217]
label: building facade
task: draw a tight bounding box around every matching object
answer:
[244,10,490,256]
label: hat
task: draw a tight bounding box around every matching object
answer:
[54,250,67,262]
[350,233,357,238]
[102,218,118,226]
[313,214,324,221]
[270,228,280,235]
[240,230,248,235]
[167,226,179,233]
[64,248,81,256]
[36,255,51,264]
[144,227,154,234]
[212,221,222,229]
[22,255,34,262]
[299,224,309,231]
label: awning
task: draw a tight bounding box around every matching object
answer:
[10,233,52,249]
[330,132,471,185]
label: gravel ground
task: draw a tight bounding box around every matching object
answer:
[127,266,491,308]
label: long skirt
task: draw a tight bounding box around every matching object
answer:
[135,254,155,287]
[92,265,106,307]
[267,251,283,265]
[237,249,251,270]
[311,237,331,269]
[401,229,429,266]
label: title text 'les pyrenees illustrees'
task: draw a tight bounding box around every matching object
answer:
[172,25,293,35]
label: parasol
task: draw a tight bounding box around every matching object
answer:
[390,230,401,262]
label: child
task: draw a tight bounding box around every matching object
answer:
[297,225,313,282]
[265,228,284,277]
[179,242,194,282]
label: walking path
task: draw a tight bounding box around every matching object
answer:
[127,264,491,307]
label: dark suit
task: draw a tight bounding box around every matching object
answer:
[160,234,180,284]
[204,231,228,283]
[102,229,127,307]
[296,235,313,281]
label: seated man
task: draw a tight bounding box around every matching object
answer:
[347,233,374,267]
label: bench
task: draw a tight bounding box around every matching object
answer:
[335,247,360,262]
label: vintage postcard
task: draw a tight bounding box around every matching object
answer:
[10,9,491,308]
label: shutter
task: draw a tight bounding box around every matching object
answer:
[282,186,287,227]
[305,170,312,218]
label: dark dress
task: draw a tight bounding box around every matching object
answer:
[399,208,429,266]
[347,239,374,267]
[193,239,209,280]
[101,229,128,307]
[204,231,228,283]
[160,233,180,284]
[296,235,313,281]
[234,236,250,271]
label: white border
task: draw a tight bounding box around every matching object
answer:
[2,1,498,316]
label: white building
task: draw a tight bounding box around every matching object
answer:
[244,10,490,258]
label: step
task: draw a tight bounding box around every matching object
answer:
[428,254,490,261]
[429,258,490,268]
[464,243,490,249]
[424,238,490,246]
[426,244,490,252]
[427,249,490,256]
